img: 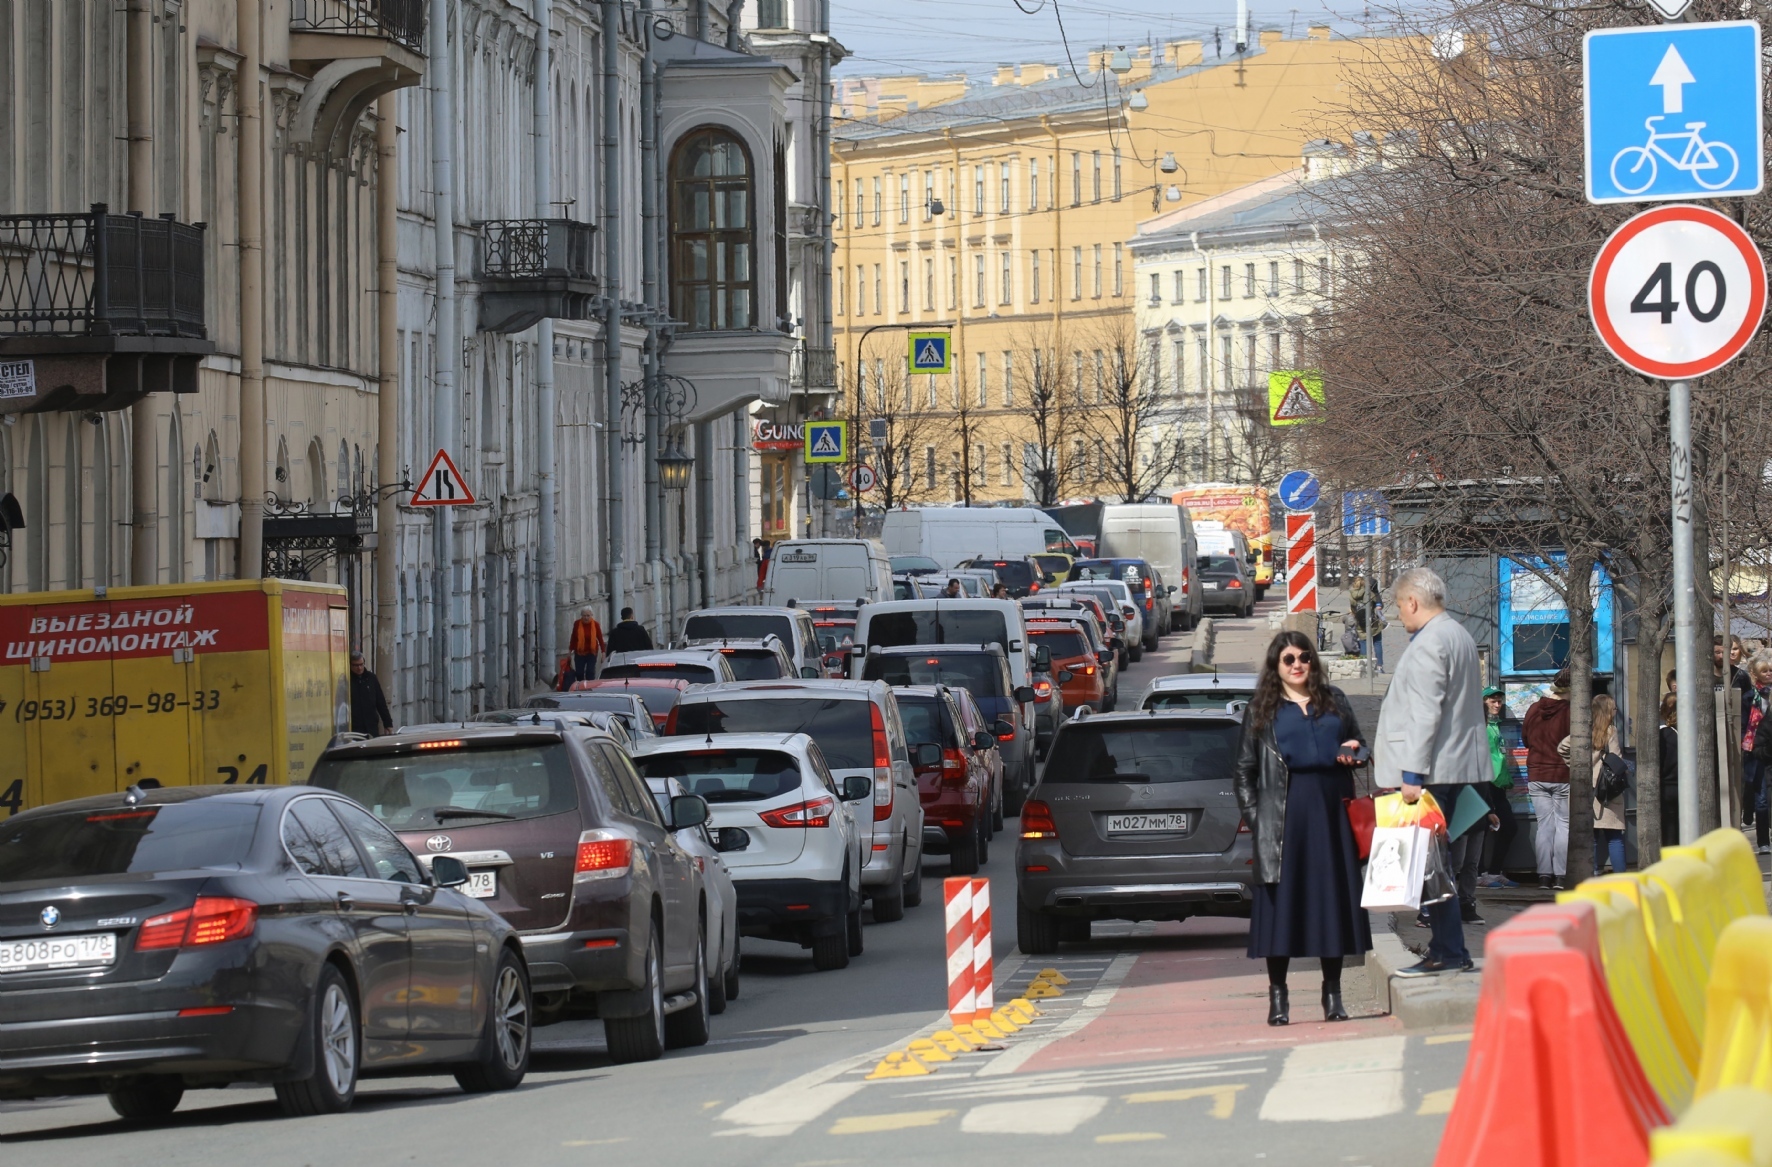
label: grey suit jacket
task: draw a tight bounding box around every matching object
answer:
[1373,611,1489,788]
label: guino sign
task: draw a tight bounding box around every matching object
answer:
[753,421,804,451]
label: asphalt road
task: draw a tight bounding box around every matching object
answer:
[0,599,1464,1165]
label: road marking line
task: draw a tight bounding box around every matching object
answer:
[1416,1088,1457,1116]
[1257,1036,1406,1123]
[561,1138,630,1146]
[1096,1132,1167,1143]
[975,951,1139,1077]
[1124,1082,1247,1118]
[829,1109,956,1134]
[1423,1032,1473,1045]
[960,1095,1109,1135]
[716,1057,874,1137]
[895,1058,1268,1100]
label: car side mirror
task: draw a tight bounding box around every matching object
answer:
[971,730,995,751]
[842,774,873,801]
[431,855,470,889]
[1057,669,1074,683]
[1096,649,1112,665]
[913,741,943,768]
[800,666,821,679]
[991,718,1015,738]
[670,793,711,830]
[1032,644,1053,670]
[1013,686,1036,703]
[1042,571,1057,584]
[713,826,752,853]
[1167,585,1178,594]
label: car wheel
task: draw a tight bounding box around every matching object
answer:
[1129,643,1143,662]
[275,964,359,1117]
[847,899,865,957]
[811,920,851,970]
[872,852,907,922]
[950,824,981,875]
[707,954,729,1015]
[723,951,741,1002]
[1144,636,1159,653]
[903,862,924,907]
[455,947,532,1093]
[665,921,711,1049]
[978,823,990,865]
[1016,895,1060,956]
[107,1077,184,1121]
[992,788,1005,834]
[604,930,666,1064]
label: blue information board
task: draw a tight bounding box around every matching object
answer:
[1498,556,1615,677]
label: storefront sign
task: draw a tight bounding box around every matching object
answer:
[753,421,804,451]
[0,360,36,400]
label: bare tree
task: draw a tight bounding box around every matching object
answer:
[851,362,941,511]
[1013,325,1088,506]
[1081,320,1190,503]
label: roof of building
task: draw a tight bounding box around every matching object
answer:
[1131,162,1373,251]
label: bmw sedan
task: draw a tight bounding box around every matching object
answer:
[0,785,531,1120]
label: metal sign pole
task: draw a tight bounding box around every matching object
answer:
[1671,377,1701,842]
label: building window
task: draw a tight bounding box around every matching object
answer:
[1196,336,1208,391]
[1173,338,1186,393]
[1002,352,1014,407]
[1172,270,1184,302]
[1031,250,1042,303]
[1243,263,1256,297]
[1092,245,1102,298]
[925,446,937,489]
[836,266,844,315]
[872,176,881,225]
[928,376,939,409]
[856,267,866,316]
[1220,265,1232,299]
[1294,257,1306,292]
[1268,331,1282,369]
[1074,439,1087,481]
[1219,334,1233,385]
[974,165,985,215]
[669,127,755,331]
[1093,350,1104,403]
[1268,260,1281,296]
[1001,441,1013,485]
[1029,158,1040,210]
[974,254,986,307]
[873,264,882,315]
[856,181,866,225]
[948,256,958,308]
[1197,267,1208,301]
[1112,148,1122,201]
[948,168,956,215]
[977,352,988,404]
[924,258,934,308]
[1245,333,1257,386]
[1072,247,1083,299]
[898,173,910,223]
[1318,256,1331,294]
[874,358,885,408]
[1000,162,1011,212]
[1000,252,1012,305]
[1073,350,1084,404]
[899,261,910,313]
[1071,152,1081,205]
[924,171,935,220]
[834,180,843,228]
[1092,150,1102,202]
[1149,273,1161,304]
[1113,243,1123,296]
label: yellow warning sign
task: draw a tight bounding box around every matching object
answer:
[1268,370,1325,426]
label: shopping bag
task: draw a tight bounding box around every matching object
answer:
[1344,795,1376,860]
[1373,789,1447,833]
[1419,833,1457,906]
[1361,825,1431,912]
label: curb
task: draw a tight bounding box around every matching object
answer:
[1363,911,1482,1029]
[1188,617,1216,672]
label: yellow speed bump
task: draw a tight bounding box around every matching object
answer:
[989,1010,1024,1034]
[930,1029,979,1053]
[1009,997,1044,1016]
[908,1038,954,1063]
[865,1051,932,1079]
[1024,978,1062,999]
[999,1004,1035,1024]
[1036,968,1072,985]
[972,1019,1007,1040]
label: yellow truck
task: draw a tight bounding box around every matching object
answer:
[0,579,350,817]
[1173,485,1276,598]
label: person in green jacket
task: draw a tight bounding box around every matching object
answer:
[1477,686,1520,888]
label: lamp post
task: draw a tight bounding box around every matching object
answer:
[848,320,955,536]
[657,438,695,492]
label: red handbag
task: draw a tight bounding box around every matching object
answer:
[1344,795,1376,860]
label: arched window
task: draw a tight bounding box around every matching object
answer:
[202,431,223,502]
[670,128,755,331]
[275,437,291,504]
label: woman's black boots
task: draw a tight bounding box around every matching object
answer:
[1322,985,1349,1022]
[1267,985,1290,1026]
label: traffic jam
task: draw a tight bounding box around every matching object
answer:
[0,511,1255,1125]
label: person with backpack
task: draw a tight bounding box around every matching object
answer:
[1579,694,1628,874]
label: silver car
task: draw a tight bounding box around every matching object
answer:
[1137,672,1259,713]
[641,774,743,1010]
[1015,709,1253,954]
[600,648,739,686]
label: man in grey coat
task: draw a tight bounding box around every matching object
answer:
[1374,566,1489,975]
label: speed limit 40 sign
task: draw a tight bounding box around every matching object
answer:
[1590,203,1766,378]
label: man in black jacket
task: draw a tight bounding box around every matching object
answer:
[607,607,654,654]
[349,652,393,736]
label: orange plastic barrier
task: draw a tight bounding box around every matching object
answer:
[1436,903,1669,1167]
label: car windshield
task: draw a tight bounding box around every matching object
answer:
[1145,688,1257,711]
[0,802,261,880]
[895,696,958,748]
[528,693,642,716]
[1202,555,1242,573]
[861,653,1006,695]
[684,613,793,643]
[721,650,786,681]
[600,662,718,684]
[1030,629,1089,659]
[635,749,802,803]
[309,744,579,829]
[1074,560,1150,589]
[891,556,941,575]
[671,698,874,769]
[815,622,856,652]
[866,609,1012,658]
[1033,554,1070,576]
[894,580,914,600]
[1044,722,1242,783]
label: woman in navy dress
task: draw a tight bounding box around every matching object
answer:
[1233,631,1372,1025]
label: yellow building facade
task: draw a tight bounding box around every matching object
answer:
[831,29,1414,504]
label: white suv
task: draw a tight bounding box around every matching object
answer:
[632,733,868,970]
[680,608,824,679]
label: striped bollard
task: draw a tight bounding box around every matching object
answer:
[970,877,994,1022]
[1286,512,1318,613]
[943,877,975,1025]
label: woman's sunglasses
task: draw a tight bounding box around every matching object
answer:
[1280,651,1313,666]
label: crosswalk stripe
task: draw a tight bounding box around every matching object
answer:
[1257,1036,1406,1123]
[960,1095,1108,1135]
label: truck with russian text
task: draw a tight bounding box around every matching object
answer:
[1173,485,1275,600]
[0,579,350,816]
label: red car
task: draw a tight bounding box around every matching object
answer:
[894,684,993,875]
[570,677,692,729]
[1028,620,1107,714]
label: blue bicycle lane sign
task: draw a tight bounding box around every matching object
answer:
[1584,21,1762,204]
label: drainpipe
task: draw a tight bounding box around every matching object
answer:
[696,419,713,607]
[692,0,708,42]
[375,96,400,682]
[237,0,266,580]
[601,0,626,623]
[640,3,660,568]
[533,0,559,685]
[430,0,459,719]
[726,0,744,49]
[126,0,157,584]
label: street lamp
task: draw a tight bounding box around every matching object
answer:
[1109,46,1132,74]
[657,438,694,491]
[1127,91,1148,112]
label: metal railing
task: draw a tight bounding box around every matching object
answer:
[289,0,426,53]
[478,219,597,282]
[791,343,837,390]
[0,205,207,338]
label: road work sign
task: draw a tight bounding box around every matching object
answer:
[1584,21,1762,203]
[805,421,848,464]
[1589,203,1766,379]
[1268,370,1324,425]
[411,449,476,506]
[906,331,952,374]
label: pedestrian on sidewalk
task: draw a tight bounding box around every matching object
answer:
[1741,653,1772,844]
[1660,692,1681,847]
[1582,693,1627,874]
[1522,669,1572,889]
[1477,686,1520,888]
[1373,566,1488,977]
[1234,631,1371,1026]
[349,652,393,736]
[569,606,606,683]
[608,607,654,654]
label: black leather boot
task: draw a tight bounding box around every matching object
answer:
[1267,985,1289,1026]
[1322,985,1349,1022]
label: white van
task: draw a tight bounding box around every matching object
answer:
[881,507,1076,569]
[762,539,893,606]
[1194,522,1251,564]
[1098,503,1204,632]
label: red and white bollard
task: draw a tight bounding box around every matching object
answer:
[943,877,975,1025]
[970,877,994,1022]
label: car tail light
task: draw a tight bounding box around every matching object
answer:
[416,739,463,751]
[1020,799,1058,839]
[1034,679,1053,703]
[759,795,836,828]
[871,703,894,821]
[1227,579,1243,589]
[1145,595,1154,611]
[663,707,680,734]
[136,897,258,951]
[940,747,968,786]
[574,831,634,881]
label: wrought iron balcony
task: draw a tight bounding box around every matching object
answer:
[0,206,207,339]
[476,219,599,333]
[289,0,426,53]
[790,343,837,392]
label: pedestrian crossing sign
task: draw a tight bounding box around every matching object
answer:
[804,420,848,464]
[1268,370,1325,426]
[906,331,952,374]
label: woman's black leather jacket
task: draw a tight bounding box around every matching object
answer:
[1233,687,1365,885]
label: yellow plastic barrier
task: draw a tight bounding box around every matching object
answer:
[1651,1086,1772,1165]
[1667,829,1770,923]
[1695,918,1772,1099]
[1562,883,1697,1111]
[1645,855,1736,972]
[1592,874,1708,1070]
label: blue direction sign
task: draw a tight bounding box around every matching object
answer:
[1584,21,1763,204]
[1341,491,1392,537]
[1278,470,1320,513]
